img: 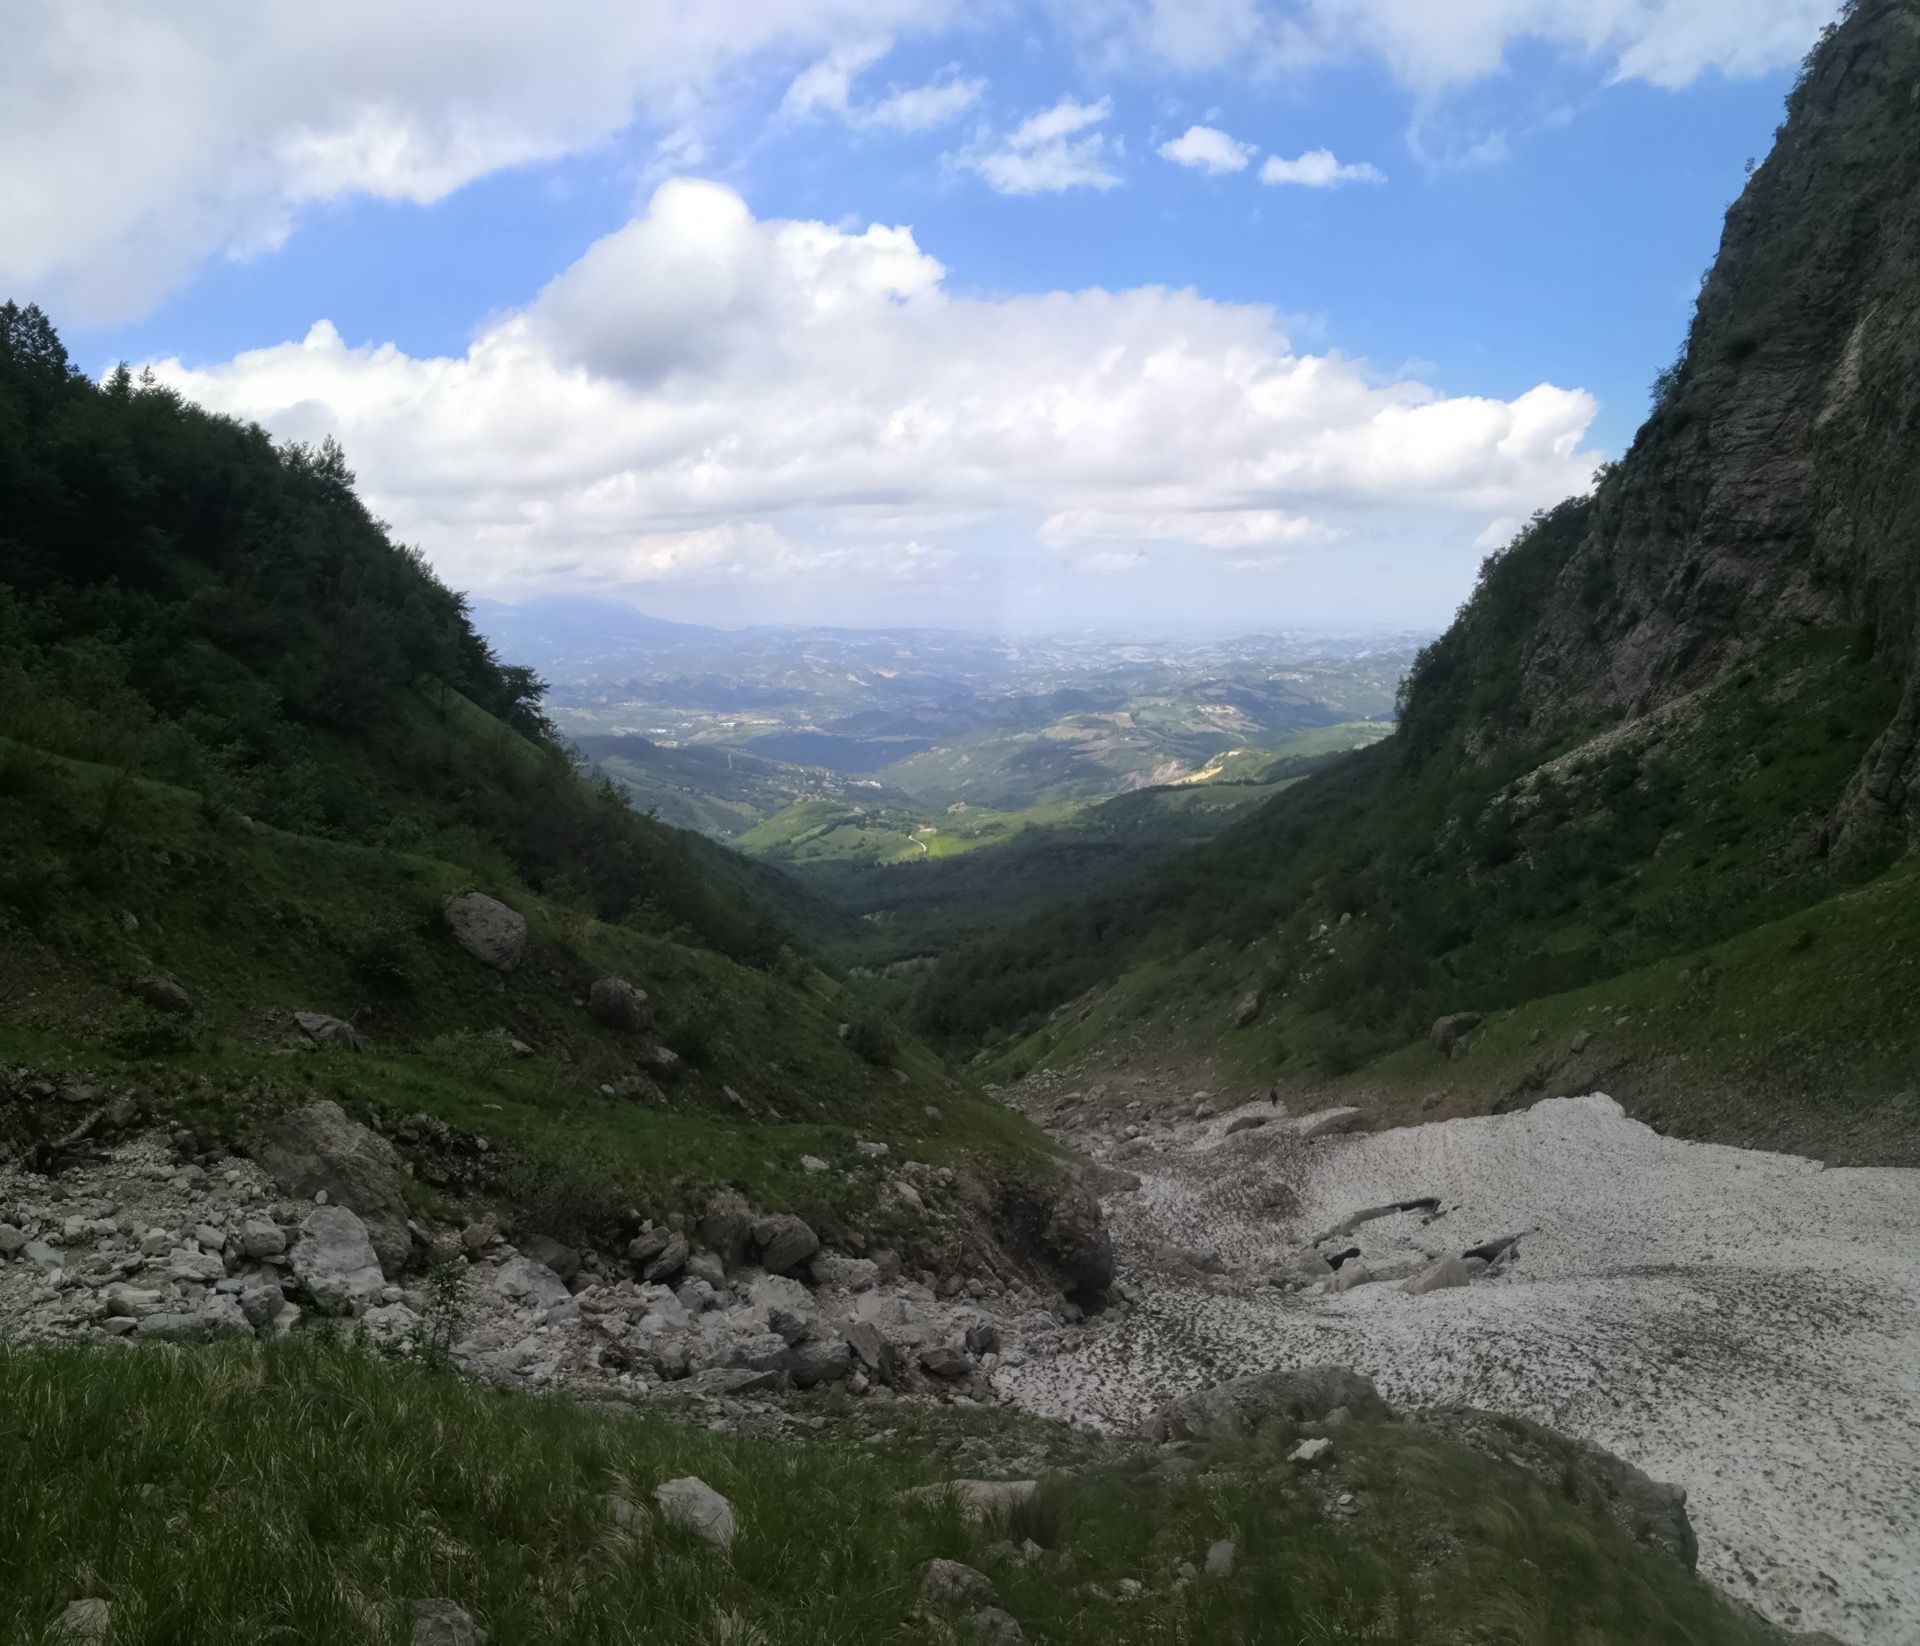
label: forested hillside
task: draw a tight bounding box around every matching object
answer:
[0,301,1068,1266]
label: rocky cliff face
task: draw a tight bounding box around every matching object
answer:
[1420,0,1920,838]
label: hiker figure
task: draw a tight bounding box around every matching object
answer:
[1267,1087,1278,1107]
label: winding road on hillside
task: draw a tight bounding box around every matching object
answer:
[998,1079,1920,1646]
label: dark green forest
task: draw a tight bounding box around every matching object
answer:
[0,302,791,966]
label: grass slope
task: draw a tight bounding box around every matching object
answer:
[0,1337,1778,1645]
[943,629,1919,1161]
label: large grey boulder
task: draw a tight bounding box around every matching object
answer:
[751,1213,820,1276]
[789,1337,852,1389]
[251,1100,411,1275]
[588,977,652,1032]
[442,891,527,971]
[1233,990,1262,1028]
[294,1010,362,1051]
[1145,1365,1385,1442]
[653,1476,736,1547]
[1295,1107,1369,1140]
[290,1206,386,1316]
[492,1256,571,1312]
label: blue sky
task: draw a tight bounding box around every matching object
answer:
[8,1,1837,634]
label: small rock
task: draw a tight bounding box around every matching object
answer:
[411,1597,487,1645]
[1205,1538,1237,1576]
[55,1599,112,1642]
[971,1606,1025,1644]
[588,976,652,1032]
[800,1155,829,1174]
[1289,1437,1332,1464]
[919,1345,973,1380]
[131,974,195,1016]
[293,1010,362,1051]
[921,1558,997,1612]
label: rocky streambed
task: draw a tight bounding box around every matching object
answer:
[997,1072,1920,1646]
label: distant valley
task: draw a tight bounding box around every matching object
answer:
[472,598,1413,961]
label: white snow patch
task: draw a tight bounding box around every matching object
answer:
[1000,1091,1920,1646]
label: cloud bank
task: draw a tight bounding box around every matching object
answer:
[143,180,1601,603]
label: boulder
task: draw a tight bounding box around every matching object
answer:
[588,976,653,1032]
[1145,1366,1385,1442]
[1328,1262,1375,1293]
[683,1252,726,1290]
[1289,1437,1333,1464]
[812,1253,880,1292]
[789,1337,853,1389]
[239,1218,286,1259]
[1233,990,1262,1028]
[251,1100,411,1275]
[641,1232,690,1284]
[1205,1539,1238,1576]
[638,1042,683,1079]
[290,1206,387,1316]
[972,1608,1025,1645]
[441,891,527,971]
[653,1476,736,1548]
[516,1233,581,1282]
[696,1190,754,1269]
[919,1345,974,1381]
[921,1559,997,1612]
[1223,1114,1270,1136]
[130,974,194,1016]
[843,1320,898,1383]
[293,1010,362,1051]
[492,1256,571,1312]
[1402,1255,1486,1295]
[411,1598,488,1646]
[1430,1013,1483,1054]
[751,1213,820,1276]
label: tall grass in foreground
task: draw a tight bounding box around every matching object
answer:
[0,1338,1777,1644]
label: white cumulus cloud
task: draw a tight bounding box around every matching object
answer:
[783,36,982,130]
[1260,148,1387,188]
[0,0,959,322]
[1158,124,1257,174]
[139,180,1602,606]
[958,95,1124,194]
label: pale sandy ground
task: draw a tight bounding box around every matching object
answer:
[997,1092,1920,1646]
